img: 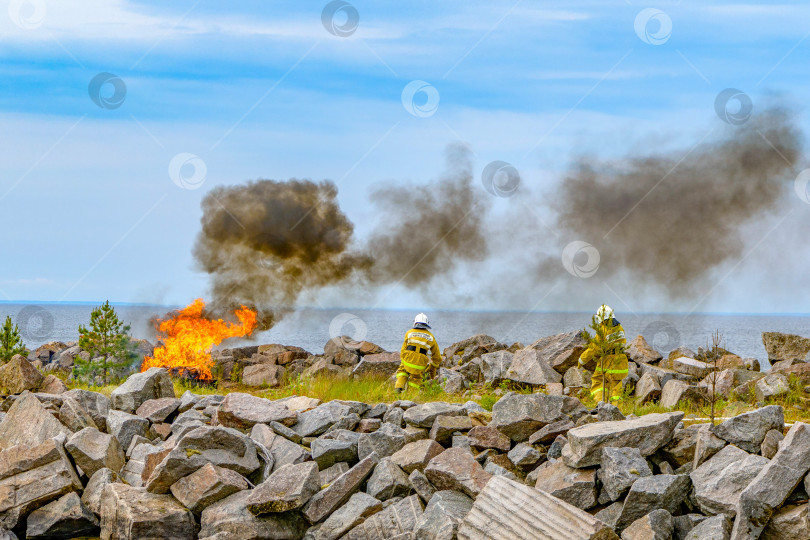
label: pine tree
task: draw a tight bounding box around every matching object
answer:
[582,314,613,404]
[74,301,133,385]
[0,316,27,363]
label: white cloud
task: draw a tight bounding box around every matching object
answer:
[0,0,406,44]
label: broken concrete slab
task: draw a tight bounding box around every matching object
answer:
[458,475,619,539]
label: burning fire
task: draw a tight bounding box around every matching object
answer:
[141,298,258,380]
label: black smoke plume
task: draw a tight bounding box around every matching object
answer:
[193,144,487,326]
[549,107,802,295]
[366,144,487,288]
[193,179,372,328]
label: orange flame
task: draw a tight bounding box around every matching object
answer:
[141,298,257,380]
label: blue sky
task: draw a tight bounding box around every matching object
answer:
[1,0,809,314]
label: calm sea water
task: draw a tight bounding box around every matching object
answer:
[2,303,808,368]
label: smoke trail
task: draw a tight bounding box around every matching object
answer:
[549,107,802,295]
[365,143,488,288]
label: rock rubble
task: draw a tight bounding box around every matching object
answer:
[0,328,808,539]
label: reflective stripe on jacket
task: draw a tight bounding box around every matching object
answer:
[399,327,442,375]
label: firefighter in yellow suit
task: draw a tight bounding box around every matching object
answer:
[395,313,442,393]
[578,305,629,401]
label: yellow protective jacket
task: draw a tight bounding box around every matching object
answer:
[398,327,442,378]
[579,318,629,400]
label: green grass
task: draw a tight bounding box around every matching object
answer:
[168,374,471,405]
[64,371,810,424]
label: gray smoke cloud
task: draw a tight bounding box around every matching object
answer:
[192,179,372,329]
[366,144,488,288]
[193,144,487,327]
[193,108,804,322]
[547,107,802,296]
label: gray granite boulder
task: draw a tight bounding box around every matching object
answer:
[616,474,691,532]
[99,483,196,540]
[106,409,149,451]
[730,421,810,540]
[480,350,514,385]
[109,367,174,413]
[620,508,673,540]
[413,490,473,540]
[357,422,407,460]
[563,412,683,468]
[293,401,354,437]
[217,392,297,430]
[0,391,70,451]
[144,425,260,493]
[247,461,320,514]
[710,405,784,454]
[690,444,769,517]
[533,460,598,509]
[311,438,357,470]
[685,514,731,540]
[58,396,97,432]
[409,469,437,504]
[135,397,181,423]
[391,439,444,474]
[81,468,121,516]
[342,494,424,539]
[491,392,587,442]
[365,457,411,501]
[170,462,249,515]
[504,347,562,386]
[65,426,125,477]
[403,402,465,429]
[302,453,380,524]
[312,492,382,540]
[26,492,98,540]
[199,490,309,540]
[760,503,810,540]
[424,447,492,499]
[598,446,653,502]
[62,389,110,431]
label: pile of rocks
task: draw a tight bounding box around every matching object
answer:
[430,330,810,410]
[619,332,810,409]
[1,366,809,539]
[212,337,401,388]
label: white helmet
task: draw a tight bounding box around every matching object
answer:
[413,313,430,327]
[595,304,614,324]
